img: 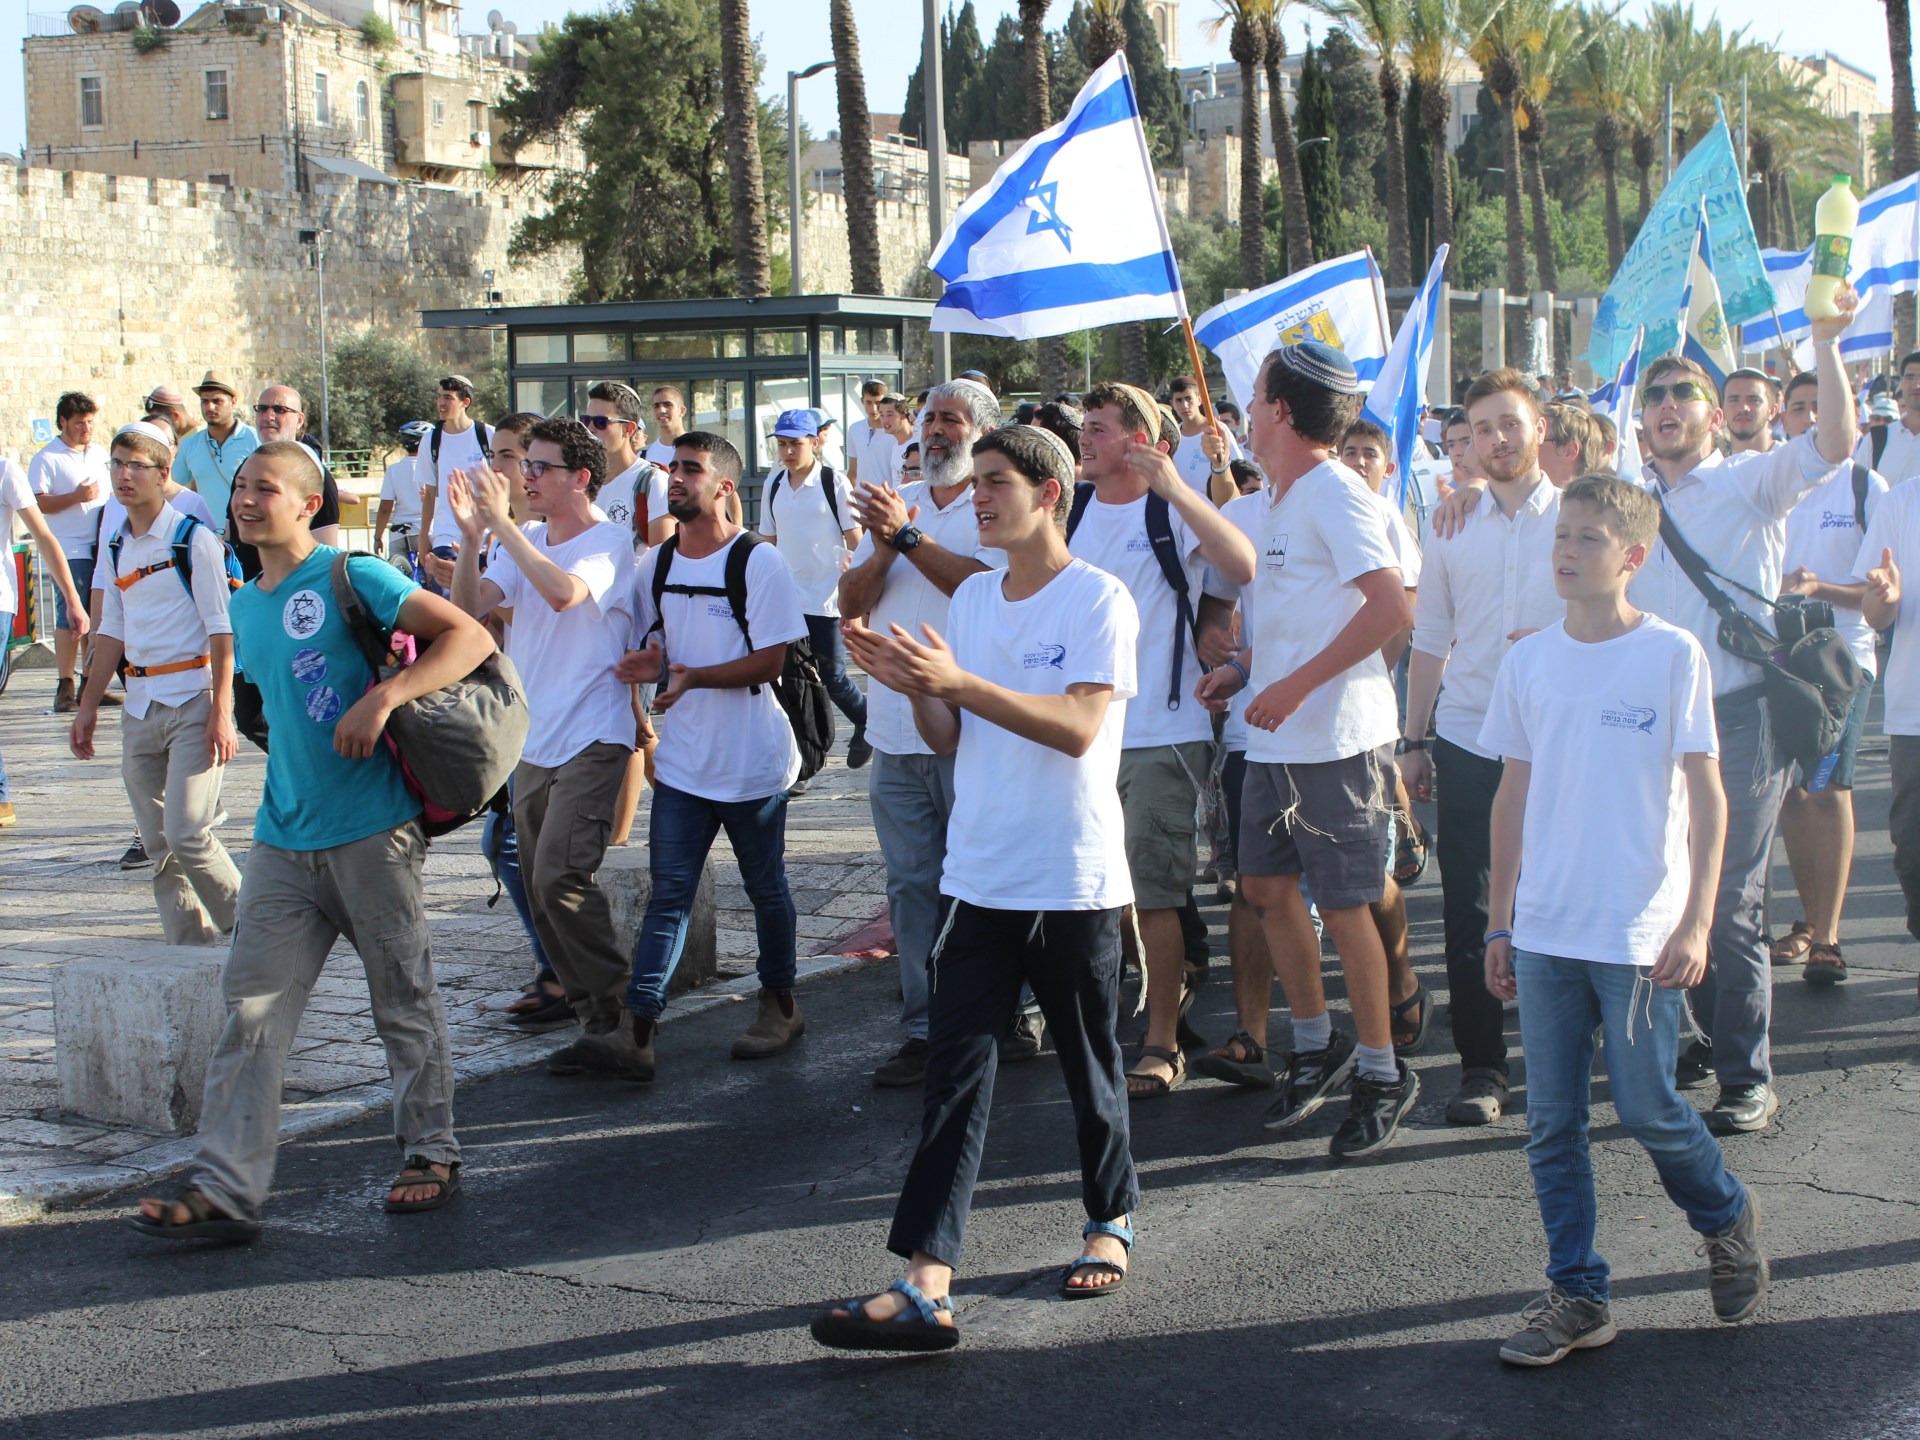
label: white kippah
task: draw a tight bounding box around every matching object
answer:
[116,420,175,454]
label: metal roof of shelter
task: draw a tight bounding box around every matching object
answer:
[420,294,937,330]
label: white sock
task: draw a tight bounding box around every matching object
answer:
[1355,1041,1399,1083]
[1291,1011,1332,1052]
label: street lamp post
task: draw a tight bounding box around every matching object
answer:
[923,0,951,382]
[788,61,834,297]
[298,227,331,453]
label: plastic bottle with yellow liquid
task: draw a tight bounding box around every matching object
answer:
[1805,175,1859,321]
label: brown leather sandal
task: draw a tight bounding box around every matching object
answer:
[1125,1044,1186,1099]
[1770,922,1812,965]
[1802,942,1848,987]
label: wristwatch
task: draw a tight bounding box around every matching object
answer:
[1395,736,1428,755]
[891,524,925,553]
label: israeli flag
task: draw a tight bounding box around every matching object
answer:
[1360,245,1450,511]
[1679,204,1737,390]
[1597,327,1645,481]
[1193,250,1391,414]
[928,53,1183,339]
[1740,171,1920,364]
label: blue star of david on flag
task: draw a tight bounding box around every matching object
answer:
[1024,180,1072,251]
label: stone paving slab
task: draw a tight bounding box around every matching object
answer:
[0,673,891,1222]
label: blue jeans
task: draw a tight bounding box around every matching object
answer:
[869,750,957,1042]
[627,781,796,1018]
[481,800,552,984]
[1514,949,1748,1302]
[806,613,867,729]
[54,558,92,632]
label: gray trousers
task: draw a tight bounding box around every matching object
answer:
[1696,691,1785,1089]
[121,692,240,945]
[192,823,458,1221]
[869,749,957,1043]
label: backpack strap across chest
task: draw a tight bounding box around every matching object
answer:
[648,532,769,691]
[766,466,843,531]
[109,513,242,600]
[1065,483,1197,710]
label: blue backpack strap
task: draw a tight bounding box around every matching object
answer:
[1144,490,1198,711]
[1064,481,1095,540]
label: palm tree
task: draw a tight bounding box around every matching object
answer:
[1334,0,1411,285]
[1210,0,1272,288]
[1468,0,1531,354]
[1261,3,1318,270]
[1512,0,1592,298]
[1882,0,1917,350]
[1404,0,1465,277]
[717,0,771,296]
[1087,0,1151,383]
[1018,0,1071,396]
[1568,7,1642,269]
[829,0,882,295]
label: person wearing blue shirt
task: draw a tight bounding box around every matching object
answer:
[174,371,259,530]
[128,439,498,1246]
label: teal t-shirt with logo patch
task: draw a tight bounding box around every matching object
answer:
[231,546,421,850]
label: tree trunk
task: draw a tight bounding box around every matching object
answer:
[717,0,771,297]
[1264,22,1314,271]
[1887,0,1918,351]
[1020,1,1070,397]
[1422,82,1454,280]
[830,0,883,295]
[1521,129,1558,293]
[1233,20,1268,289]
[1598,130,1624,271]
[1380,59,1411,286]
[1087,6,1147,382]
[1778,170,1800,249]
[1498,91,1529,360]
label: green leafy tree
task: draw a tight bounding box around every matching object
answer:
[1296,42,1343,260]
[1120,0,1189,166]
[1320,29,1385,215]
[287,331,437,459]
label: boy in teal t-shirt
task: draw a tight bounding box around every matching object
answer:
[130,440,500,1245]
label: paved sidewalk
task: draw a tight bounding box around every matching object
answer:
[0,665,890,1221]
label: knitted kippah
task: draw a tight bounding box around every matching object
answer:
[1114,383,1162,438]
[1272,339,1362,395]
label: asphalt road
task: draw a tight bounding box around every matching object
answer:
[5,742,1919,1439]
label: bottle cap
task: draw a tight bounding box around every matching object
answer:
[1834,173,1852,186]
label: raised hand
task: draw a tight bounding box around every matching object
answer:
[1809,280,1859,343]
[1124,438,1183,498]
[1867,547,1901,608]
[446,469,486,541]
[615,637,665,685]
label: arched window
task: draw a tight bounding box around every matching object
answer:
[355,80,371,143]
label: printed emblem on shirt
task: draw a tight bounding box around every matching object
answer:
[1819,510,1856,530]
[1263,535,1289,571]
[605,499,632,524]
[1126,533,1153,553]
[290,647,328,685]
[1600,701,1657,734]
[305,684,344,724]
[283,590,326,639]
[1024,643,1066,670]
[707,601,733,619]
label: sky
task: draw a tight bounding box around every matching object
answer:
[0,0,1900,165]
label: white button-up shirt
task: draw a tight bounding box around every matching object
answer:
[1632,433,1832,697]
[1411,475,1563,757]
[98,501,233,717]
[1857,420,1920,486]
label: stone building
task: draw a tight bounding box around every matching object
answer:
[1177,52,1483,160]
[1782,51,1889,186]
[22,0,567,194]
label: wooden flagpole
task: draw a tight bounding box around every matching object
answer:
[1180,315,1237,506]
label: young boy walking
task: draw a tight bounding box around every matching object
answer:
[128,440,497,1242]
[1481,474,1766,1365]
[813,424,1140,1353]
[70,422,242,944]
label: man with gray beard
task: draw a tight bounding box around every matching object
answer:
[839,379,1003,1086]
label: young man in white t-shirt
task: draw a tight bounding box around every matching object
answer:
[1768,369,1884,986]
[69,421,241,946]
[0,454,88,828]
[1167,374,1240,504]
[839,379,1003,1087]
[1401,370,1565,1127]
[757,408,868,770]
[29,391,110,712]
[1859,487,1920,979]
[617,432,810,1077]
[1193,341,1416,1161]
[447,418,644,1075]
[1069,381,1255,1099]
[646,386,688,469]
[415,375,491,591]
[845,379,892,484]
[1481,474,1764,1366]
[375,424,429,574]
[817,424,1140,1353]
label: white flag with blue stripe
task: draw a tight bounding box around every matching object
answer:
[1595,327,1645,480]
[1360,244,1449,510]
[927,53,1183,339]
[1679,203,1737,389]
[1740,172,1920,363]
[1193,250,1390,414]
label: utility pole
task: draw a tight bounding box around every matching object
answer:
[788,61,834,297]
[1739,73,1749,192]
[923,0,951,383]
[1664,83,1674,191]
[299,227,331,452]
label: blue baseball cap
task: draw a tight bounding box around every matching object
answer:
[772,408,822,439]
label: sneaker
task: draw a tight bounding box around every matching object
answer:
[1444,1067,1509,1126]
[0,802,15,829]
[1262,1029,1357,1132]
[581,1015,656,1083]
[1498,1287,1618,1366]
[1329,1059,1419,1159]
[731,988,804,1059]
[1698,1194,1769,1322]
[846,724,873,770]
[1705,1083,1778,1135]
[873,1037,930,1088]
[788,778,812,797]
[545,1038,599,1075]
[53,678,77,714]
[119,835,152,870]
[98,687,123,708]
[1001,1009,1046,1063]
[1675,1038,1714,1090]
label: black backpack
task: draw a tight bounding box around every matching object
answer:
[430,421,492,467]
[1871,422,1891,471]
[1851,461,1873,530]
[764,464,844,529]
[1065,483,1198,711]
[646,532,835,784]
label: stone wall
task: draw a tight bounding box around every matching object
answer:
[790,191,938,301]
[0,159,578,454]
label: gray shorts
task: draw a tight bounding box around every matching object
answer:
[1238,746,1395,911]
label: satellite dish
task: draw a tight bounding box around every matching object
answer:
[110,1,142,29]
[67,4,106,31]
[501,20,516,35]
[485,8,502,28]
[143,0,181,23]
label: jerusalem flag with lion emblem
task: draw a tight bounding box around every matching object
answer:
[1680,202,1737,388]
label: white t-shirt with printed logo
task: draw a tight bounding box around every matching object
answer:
[1067,491,1212,748]
[1856,480,1920,735]
[1173,427,1244,495]
[598,458,670,551]
[631,534,809,803]
[1243,459,1403,765]
[1784,459,1885,677]
[417,423,491,547]
[486,520,637,769]
[0,458,39,616]
[940,559,1139,911]
[27,438,109,560]
[848,481,1001,757]
[758,464,856,617]
[1478,616,1718,967]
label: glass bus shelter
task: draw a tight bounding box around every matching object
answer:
[420,294,936,523]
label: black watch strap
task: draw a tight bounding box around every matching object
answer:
[1395,736,1428,755]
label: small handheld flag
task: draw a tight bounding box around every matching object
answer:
[1193,251,1391,414]
[1360,244,1450,510]
[1679,203,1736,390]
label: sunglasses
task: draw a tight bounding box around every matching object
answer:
[254,403,298,416]
[518,459,575,478]
[582,414,634,431]
[1640,380,1709,406]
